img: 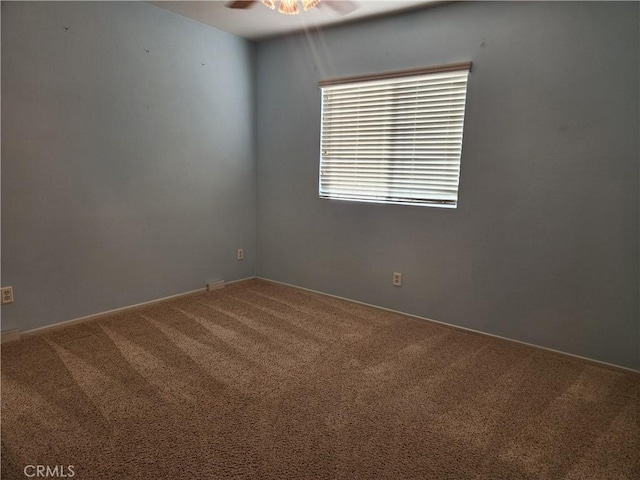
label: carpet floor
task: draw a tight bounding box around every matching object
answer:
[1,279,638,479]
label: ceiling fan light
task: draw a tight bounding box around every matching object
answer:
[261,0,276,10]
[278,0,299,15]
[302,0,320,11]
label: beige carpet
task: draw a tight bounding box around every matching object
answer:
[1,279,638,479]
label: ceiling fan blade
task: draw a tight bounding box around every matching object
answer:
[226,1,257,9]
[322,1,358,15]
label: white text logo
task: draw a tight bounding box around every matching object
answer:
[23,465,75,478]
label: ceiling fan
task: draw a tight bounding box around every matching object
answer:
[226,0,358,16]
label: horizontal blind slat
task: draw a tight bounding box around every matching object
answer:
[321,177,460,187]
[322,114,465,126]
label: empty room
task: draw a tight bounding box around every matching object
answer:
[1,1,638,478]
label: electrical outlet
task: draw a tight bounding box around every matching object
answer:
[237,248,244,261]
[1,286,14,304]
[393,273,402,287]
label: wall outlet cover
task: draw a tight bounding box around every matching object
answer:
[1,287,14,304]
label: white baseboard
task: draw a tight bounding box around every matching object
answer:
[256,277,640,375]
[225,276,256,286]
[16,276,258,339]
[20,287,209,339]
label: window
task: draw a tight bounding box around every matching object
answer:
[318,62,471,208]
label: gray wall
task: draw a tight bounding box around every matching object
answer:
[256,2,639,369]
[1,2,256,332]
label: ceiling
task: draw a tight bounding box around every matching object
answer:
[150,0,441,41]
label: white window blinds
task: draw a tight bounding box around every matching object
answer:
[319,63,470,208]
